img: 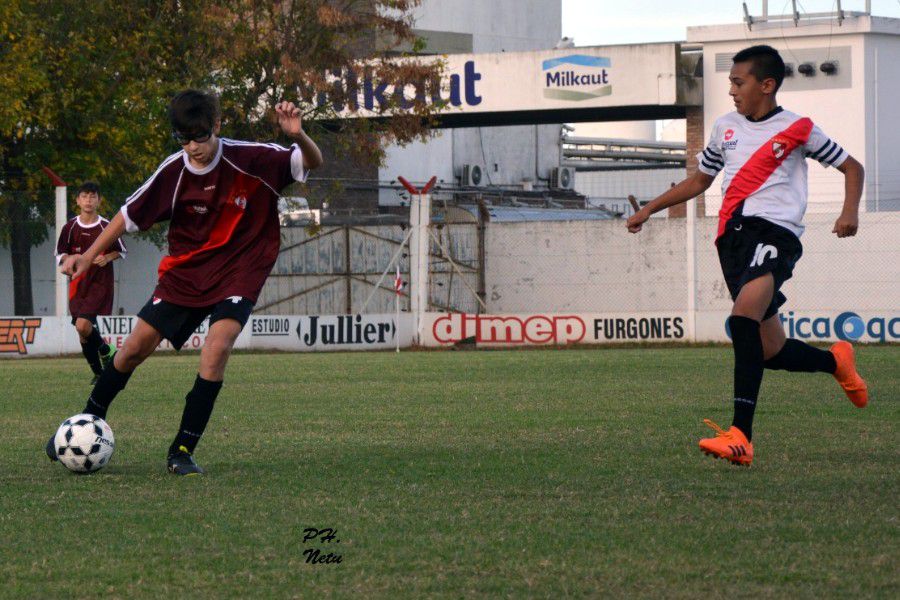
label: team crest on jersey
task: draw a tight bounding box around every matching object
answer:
[234,195,247,210]
[188,205,209,215]
[722,128,738,150]
[772,140,786,159]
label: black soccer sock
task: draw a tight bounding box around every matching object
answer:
[764,339,837,373]
[729,316,764,441]
[83,363,133,419]
[86,326,110,356]
[169,375,223,456]
[80,342,103,375]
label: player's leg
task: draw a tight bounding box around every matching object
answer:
[47,318,162,462]
[698,274,772,466]
[167,298,252,475]
[727,273,774,441]
[83,318,162,420]
[75,317,103,378]
[761,315,867,407]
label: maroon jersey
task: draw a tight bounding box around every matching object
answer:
[121,138,306,307]
[56,216,127,317]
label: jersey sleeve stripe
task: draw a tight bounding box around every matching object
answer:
[703,150,724,167]
[222,157,281,196]
[809,139,834,160]
[223,138,290,152]
[700,159,722,172]
[124,151,183,205]
[705,147,723,159]
[821,143,843,163]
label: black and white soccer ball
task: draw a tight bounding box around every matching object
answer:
[54,413,115,473]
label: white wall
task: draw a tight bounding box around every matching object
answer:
[866,32,900,211]
[484,213,900,315]
[412,0,562,53]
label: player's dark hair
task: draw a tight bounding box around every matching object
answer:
[76,181,100,196]
[168,89,220,136]
[733,45,785,92]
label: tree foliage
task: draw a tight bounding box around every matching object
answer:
[0,0,440,314]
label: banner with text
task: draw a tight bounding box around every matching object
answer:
[421,312,688,347]
[320,44,682,119]
[0,314,414,358]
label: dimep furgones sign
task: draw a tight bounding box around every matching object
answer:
[542,54,612,101]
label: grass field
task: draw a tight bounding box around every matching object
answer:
[1,346,897,598]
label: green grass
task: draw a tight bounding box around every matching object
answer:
[1,346,897,599]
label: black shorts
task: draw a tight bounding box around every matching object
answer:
[71,315,98,326]
[137,296,255,350]
[717,217,803,320]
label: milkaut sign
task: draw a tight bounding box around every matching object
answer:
[314,43,694,124]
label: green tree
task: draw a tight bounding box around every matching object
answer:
[1,0,440,315]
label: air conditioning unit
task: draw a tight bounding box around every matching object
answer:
[550,166,575,190]
[461,163,485,187]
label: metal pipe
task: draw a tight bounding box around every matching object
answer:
[563,148,687,162]
[561,136,686,150]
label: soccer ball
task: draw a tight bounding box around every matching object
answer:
[54,413,115,473]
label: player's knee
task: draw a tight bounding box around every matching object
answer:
[75,320,93,338]
[204,338,234,362]
[118,334,157,369]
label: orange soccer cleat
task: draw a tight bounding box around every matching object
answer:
[830,341,868,408]
[698,419,753,466]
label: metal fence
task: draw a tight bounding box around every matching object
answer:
[2,184,898,327]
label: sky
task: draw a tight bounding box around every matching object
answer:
[562,0,900,46]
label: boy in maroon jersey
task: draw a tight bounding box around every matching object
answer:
[49,90,323,475]
[55,181,126,383]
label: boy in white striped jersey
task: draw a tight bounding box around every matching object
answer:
[627,45,868,466]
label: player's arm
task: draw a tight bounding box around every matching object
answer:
[275,101,324,170]
[832,155,864,238]
[626,171,715,233]
[63,212,127,277]
[55,221,71,269]
[92,251,121,267]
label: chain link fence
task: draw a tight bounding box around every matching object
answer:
[3,182,899,331]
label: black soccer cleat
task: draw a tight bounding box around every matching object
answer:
[167,446,205,476]
[45,434,59,462]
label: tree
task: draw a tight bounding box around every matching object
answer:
[1,0,224,314]
[1,0,440,314]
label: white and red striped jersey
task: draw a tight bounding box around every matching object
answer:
[697,107,848,240]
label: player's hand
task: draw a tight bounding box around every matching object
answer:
[275,101,303,137]
[92,254,109,267]
[626,208,650,233]
[62,254,90,278]
[832,211,859,238]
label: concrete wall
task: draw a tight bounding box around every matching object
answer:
[484,213,900,315]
